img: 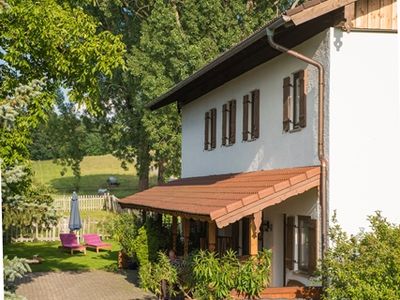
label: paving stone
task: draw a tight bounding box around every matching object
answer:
[15,270,156,300]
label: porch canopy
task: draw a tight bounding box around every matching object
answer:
[118,166,320,228]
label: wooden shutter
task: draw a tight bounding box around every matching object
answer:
[229,100,236,144]
[242,95,249,141]
[283,77,291,132]
[251,90,260,139]
[204,112,210,150]
[210,108,217,149]
[222,104,227,146]
[285,216,295,270]
[299,70,307,128]
[308,218,317,274]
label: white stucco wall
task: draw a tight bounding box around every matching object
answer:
[181,31,330,178]
[328,28,400,234]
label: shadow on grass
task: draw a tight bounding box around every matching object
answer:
[49,174,157,198]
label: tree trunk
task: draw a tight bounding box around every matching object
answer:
[137,139,151,191]
[157,159,166,185]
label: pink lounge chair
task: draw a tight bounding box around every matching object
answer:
[59,233,86,255]
[83,234,112,253]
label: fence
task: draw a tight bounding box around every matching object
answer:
[5,217,110,243]
[4,194,123,243]
[54,194,107,211]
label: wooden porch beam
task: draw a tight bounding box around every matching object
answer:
[172,216,178,252]
[208,221,217,252]
[249,211,262,256]
[182,217,190,257]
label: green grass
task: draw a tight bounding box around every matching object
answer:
[4,240,121,272]
[32,154,156,198]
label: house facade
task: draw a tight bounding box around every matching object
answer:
[119,0,398,292]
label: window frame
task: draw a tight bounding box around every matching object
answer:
[204,108,217,151]
[297,215,311,272]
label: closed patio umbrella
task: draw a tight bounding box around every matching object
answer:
[69,192,82,233]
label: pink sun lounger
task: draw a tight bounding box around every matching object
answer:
[59,233,86,255]
[83,234,112,253]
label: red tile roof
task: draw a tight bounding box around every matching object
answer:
[118,166,320,228]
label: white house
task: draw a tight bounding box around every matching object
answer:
[119,0,398,296]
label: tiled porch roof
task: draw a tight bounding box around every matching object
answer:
[118,166,320,228]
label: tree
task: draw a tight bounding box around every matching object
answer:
[319,212,400,300]
[0,0,125,230]
[88,0,292,190]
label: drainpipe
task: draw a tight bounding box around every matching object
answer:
[265,21,328,259]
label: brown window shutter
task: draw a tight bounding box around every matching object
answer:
[222,104,227,146]
[299,70,307,128]
[229,100,236,144]
[242,95,249,141]
[283,77,291,132]
[204,112,210,150]
[308,218,317,274]
[251,89,260,139]
[210,108,217,149]
[285,216,295,270]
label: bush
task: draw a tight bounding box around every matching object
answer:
[139,249,272,300]
[319,212,400,300]
[4,256,31,300]
[139,252,178,298]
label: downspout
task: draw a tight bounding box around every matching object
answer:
[265,20,328,259]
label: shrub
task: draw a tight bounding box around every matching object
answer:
[4,256,31,300]
[139,252,178,298]
[139,249,272,300]
[319,212,400,300]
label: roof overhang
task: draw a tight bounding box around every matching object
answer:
[147,0,353,111]
[118,166,321,228]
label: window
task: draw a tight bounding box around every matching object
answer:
[204,108,217,150]
[297,216,311,271]
[283,70,307,132]
[242,89,260,141]
[222,100,236,146]
[285,215,317,274]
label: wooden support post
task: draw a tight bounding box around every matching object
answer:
[182,217,190,257]
[249,211,262,256]
[208,221,217,252]
[172,216,178,252]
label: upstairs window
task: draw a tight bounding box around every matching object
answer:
[204,108,217,150]
[242,89,260,141]
[283,70,307,132]
[222,100,236,146]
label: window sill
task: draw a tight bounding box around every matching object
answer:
[242,138,258,143]
[222,143,235,147]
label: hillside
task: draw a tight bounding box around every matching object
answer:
[32,154,155,198]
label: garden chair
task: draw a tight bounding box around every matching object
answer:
[83,234,112,253]
[59,233,86,255]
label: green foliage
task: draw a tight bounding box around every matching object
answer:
[192,249,239,300]
[105,212,139,257]
[319,212,400,300]
[235,249,272,299]
[139,249,272,300]
[4,256,31,297]
[139,251,179,298]
[0,0,125,111]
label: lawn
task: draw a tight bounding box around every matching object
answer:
[32,154,156,198]
[4,240,121,272]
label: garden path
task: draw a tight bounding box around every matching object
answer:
[15,269,156,300]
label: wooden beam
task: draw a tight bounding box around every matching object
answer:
[182,217,190,257]
[172,216,178,252]
[208,221,217,252]
[343,2,356,31]
[249,211,262,256]
[290,0,357,26]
